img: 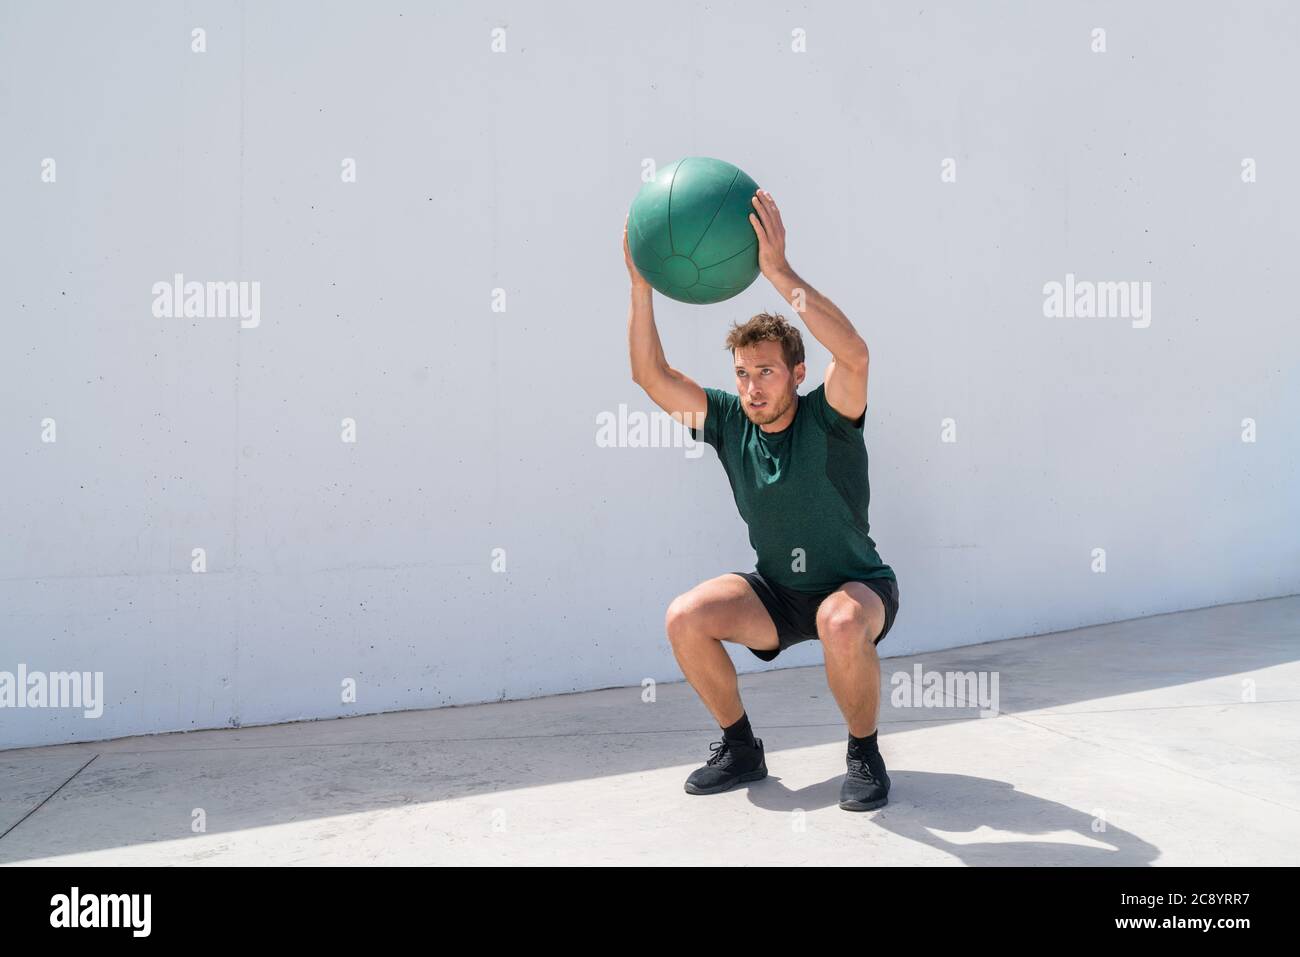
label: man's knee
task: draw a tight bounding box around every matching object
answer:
[817,594,873,655]
[665,592,707,645]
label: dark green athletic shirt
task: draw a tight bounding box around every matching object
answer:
[689,384,895,592]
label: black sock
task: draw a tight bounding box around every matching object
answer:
[723,712,756,746]
[849,730,878,752]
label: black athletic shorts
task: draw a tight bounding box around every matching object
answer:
[732,570,900,663]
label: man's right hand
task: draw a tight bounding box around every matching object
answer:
[624,216,652,294]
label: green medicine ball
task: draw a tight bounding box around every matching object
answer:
[627,157,761,304]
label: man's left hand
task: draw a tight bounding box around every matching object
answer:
[749,189,791,280]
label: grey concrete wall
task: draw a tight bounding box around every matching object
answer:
[2,0,1297,749]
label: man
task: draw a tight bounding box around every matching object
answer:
[623,188,900,811]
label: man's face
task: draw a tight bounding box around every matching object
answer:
[733,340,805,426]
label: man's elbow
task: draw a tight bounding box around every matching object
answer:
[838,339,870,372]
[631,362,667,388]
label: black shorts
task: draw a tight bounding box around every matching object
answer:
[732,571,900,663]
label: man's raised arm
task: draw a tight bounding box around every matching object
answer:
[748,190,870,421]
[624,219,708,430]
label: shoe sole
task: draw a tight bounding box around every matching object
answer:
[683,767,768,795]
[839,795,888,812]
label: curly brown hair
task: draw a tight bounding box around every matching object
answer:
[724,312,805,371]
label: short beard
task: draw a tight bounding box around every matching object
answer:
[745,387,796,426]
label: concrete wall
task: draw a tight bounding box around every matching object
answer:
[2,0,1297,749]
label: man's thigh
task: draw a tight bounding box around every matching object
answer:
[670,573,780,655]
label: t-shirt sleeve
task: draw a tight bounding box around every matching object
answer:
[688,387,741,449]
[806,383,866,436]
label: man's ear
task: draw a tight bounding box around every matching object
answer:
[793,361,807,388]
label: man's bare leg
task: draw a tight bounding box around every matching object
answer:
[818,582,892,809]
[667,574,779,795]
[816,582,888,737]
[664,573,779,726]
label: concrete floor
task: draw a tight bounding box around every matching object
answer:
[3,595,1299,866]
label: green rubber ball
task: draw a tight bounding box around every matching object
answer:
[627,157,761,305]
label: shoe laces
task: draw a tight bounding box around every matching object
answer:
[706,739,731,766]
[847,747,880,782]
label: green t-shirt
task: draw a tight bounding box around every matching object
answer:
[689,384,895,592]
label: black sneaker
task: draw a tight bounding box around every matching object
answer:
[684,737,768,795]
[839,740,890,811]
